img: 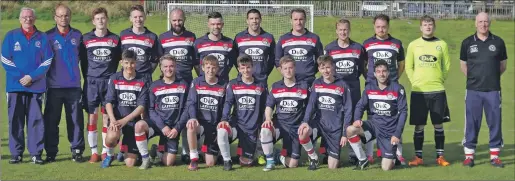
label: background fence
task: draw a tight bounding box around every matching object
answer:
[145,0,515,20]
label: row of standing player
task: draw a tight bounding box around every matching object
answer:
[3,3,506,171]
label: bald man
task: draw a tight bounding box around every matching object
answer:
[460,12,507,168]
[156,8,200,165]
[43,3,86,163]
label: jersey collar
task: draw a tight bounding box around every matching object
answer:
[289,28,310,36]
[371,33,393,41]
[244,27,265,35]
[473,31,494,41]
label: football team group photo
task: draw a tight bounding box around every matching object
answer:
[0,0,513,180]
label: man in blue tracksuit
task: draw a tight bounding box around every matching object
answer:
[43,4,86,163]
[1,7,54,165]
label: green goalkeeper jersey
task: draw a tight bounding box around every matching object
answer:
[405,37,451,92]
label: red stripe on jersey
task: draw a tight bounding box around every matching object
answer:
[235,36,267,43]
[313,84,343,90]
[113,80,145,86]
[271,87,308,94]
[121,35,155,44]
[196,42,233,49]
[280,36,317,45]
[196,85,224,92]
[364,41,400,49]
[135,134,147,141]
[84,38,119,46]
[152,84,187,93]
[328,48,362,55]
[366,90,398,97]
[160,36,194,44]
[232,84,258,90]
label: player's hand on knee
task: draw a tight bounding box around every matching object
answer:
[298,123,310,135]
[162,126,171,137]
[390,136,400,145]
[187,119,199,129]
[169,128,178,139]
[261,119,274,129]
[340,136,348,147]
[217,121,230,129]
[352,120,362,128]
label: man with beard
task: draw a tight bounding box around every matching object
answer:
[193,12,237,82]
[156,8,201,165]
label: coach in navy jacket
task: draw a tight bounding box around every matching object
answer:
[43,4,87,163]
[1,7,54,164]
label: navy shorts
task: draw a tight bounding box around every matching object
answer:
[360,120,397,159]
[318,127,342,159]
[200,123,219,155]
[84,77,109,114]
[273,122,318,160]
[224,124,258,159]
[151,123,180,154]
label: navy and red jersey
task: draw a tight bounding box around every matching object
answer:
[363,34,405,83]
[80,29,121,79]
[120,27,159,74]
[157,30,197,82]
[193,34,237,81]
[105,72,150,119]
[234,28,275,81]
[275,29,323,81]
[149,78,190,132]
[303,78,353,135]
[266,80,310,128]
[324,39,367,82]
[221,76,268,133]
[186,76,227,126]
[354,81,407,138]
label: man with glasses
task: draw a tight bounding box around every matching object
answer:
[43,3,87,163]
[2,7,54,165]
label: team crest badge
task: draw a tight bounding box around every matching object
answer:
[296,90,303,96]
[177,85,185,92]
[306,38,314,46]
[387,93,394,99]
[223,43,229,50]
[218,89,225,96]
[144,39,151,45]
[436,45,442,51]
[335,87,342,95]
[135,83,142,87]
[107,39,114,46]
[35,41,41,48]
[185,38,193,45]
[489,45,496,51]
[390,43,397,49]
[262,38,269,46]
[352,50,359,56]
[71,38,77,45]
[255,87,262,95]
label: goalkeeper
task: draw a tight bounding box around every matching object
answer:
[404,15,451,167]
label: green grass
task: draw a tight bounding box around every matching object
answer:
[1,15,514,180]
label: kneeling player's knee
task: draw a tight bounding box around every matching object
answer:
[260,128,273,139]
[433,124,443,130]
[134,120,148,132]
[346,126,359,137]
[414,125,425,133]
[217,128,229,141]
[381,159,394,171]
[105,131,119,147]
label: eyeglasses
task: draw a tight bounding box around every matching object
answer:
[55,14,70,19]
[20,16,35,21]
